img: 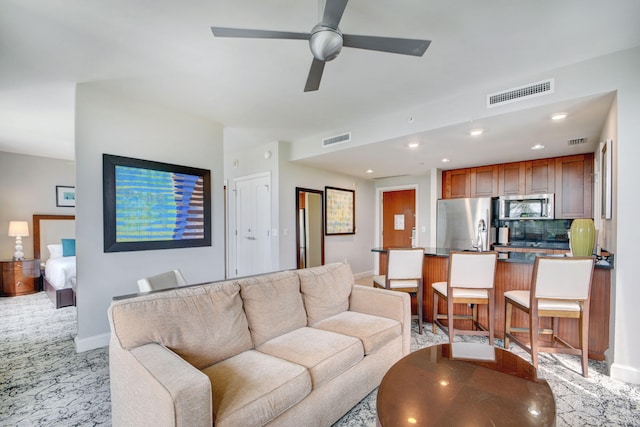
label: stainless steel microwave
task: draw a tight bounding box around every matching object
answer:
[498,194,555,220]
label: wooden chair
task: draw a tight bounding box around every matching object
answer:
[373,248,425,334]
[504,256,595,377]
[432,251,498,344]
[137,269,187,293]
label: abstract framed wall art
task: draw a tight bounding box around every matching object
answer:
[103,154,211,252]
[325,186,355,235]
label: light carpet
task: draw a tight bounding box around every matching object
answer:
[2,292,639,426]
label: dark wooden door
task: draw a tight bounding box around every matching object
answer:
[382,189,416,248]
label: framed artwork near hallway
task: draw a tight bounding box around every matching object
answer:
[325,186,355,235]
[601,139,613,219]
[102,154,211,252]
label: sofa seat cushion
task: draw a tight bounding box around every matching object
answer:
[202,350,311,427]
[298,263,354,325]
[258,327,363,389]
[311,311,401,355]
[238,270,307,348]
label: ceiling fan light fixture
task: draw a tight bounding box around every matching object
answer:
[309,25,343,61]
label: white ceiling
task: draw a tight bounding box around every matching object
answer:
[1,1,639,178]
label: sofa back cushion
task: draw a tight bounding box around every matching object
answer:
[298,263,354,325]
[109,281,252,370]
[239,271,307,347]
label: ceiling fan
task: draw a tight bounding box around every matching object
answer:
[211,0,431,92]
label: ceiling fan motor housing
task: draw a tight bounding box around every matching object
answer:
[309,24,343,61]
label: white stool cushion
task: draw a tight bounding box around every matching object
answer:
[432,281,489,299]
[504,290,583,312]
[373,275,419,289]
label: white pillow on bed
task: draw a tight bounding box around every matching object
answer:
[48,244,63,259]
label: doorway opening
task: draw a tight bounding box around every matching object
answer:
[296,187,325,269]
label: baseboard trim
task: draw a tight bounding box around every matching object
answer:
[74,332,110,353]
[610,362,640,385]
[354,270,374,279]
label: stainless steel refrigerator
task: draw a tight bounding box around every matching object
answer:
[436,197,492,251]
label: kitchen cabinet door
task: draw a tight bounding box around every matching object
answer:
[470,165,498,197]
[555,154,593,218]
[498,162,525,196]
[525,158,555,194]
[443,169,470,199]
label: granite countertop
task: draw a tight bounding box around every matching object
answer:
[371,247,614,269]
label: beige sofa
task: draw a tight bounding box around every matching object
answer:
[108,262,411,427]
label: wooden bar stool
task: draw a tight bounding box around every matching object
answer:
[432,251,498,344]
[373,248,425,334]
[504,256,595,377]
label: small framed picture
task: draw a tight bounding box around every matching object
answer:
[325,186,355,235]
[56,186,76,207]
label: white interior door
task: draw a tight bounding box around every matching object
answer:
[234,173,271,277]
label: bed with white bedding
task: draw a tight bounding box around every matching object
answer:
[33,214,76,308]
[44,255,76,290]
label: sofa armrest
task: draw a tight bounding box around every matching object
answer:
[349,285,411,355]
[110,340,212,427]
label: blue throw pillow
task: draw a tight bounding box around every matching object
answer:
[61,239,76,257]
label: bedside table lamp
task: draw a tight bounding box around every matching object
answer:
[8,220,29,261]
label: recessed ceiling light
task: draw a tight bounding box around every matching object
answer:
[442,158,450,163]
[551,113,567,121]
[365,169,373,174]
[531,144,545,150]
[408,142,420,149]
[470,129,484,136]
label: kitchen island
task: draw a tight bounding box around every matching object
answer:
[372,247,613,360]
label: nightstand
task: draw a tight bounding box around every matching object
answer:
[0,259,40,296]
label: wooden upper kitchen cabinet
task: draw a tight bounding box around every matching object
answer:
[555,153,593,218]
[470,165,498,197]
[443,168,470,199]
[498,162,525,196]
[442,155,594,216]
[525,158,555,194]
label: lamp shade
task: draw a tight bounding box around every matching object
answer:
[8,221,29,237]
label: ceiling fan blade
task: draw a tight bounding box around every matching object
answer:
[211,27,310,40]
[304,58,326,92]
[342,34,431,57]
[322,0,349,29]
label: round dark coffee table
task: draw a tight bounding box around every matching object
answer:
[377,343,556,426]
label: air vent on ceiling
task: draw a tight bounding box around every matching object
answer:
[487,78,554,108]
[322,132,351,148]
[568,137,587,146]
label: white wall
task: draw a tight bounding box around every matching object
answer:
[279,142,376,276]
[74,85,225,351]
[224,141,280,275]
[607,50,640,384]
[223,141,375,276]
[0,152,75,260]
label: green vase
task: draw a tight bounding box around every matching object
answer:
[570,219,596,256]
